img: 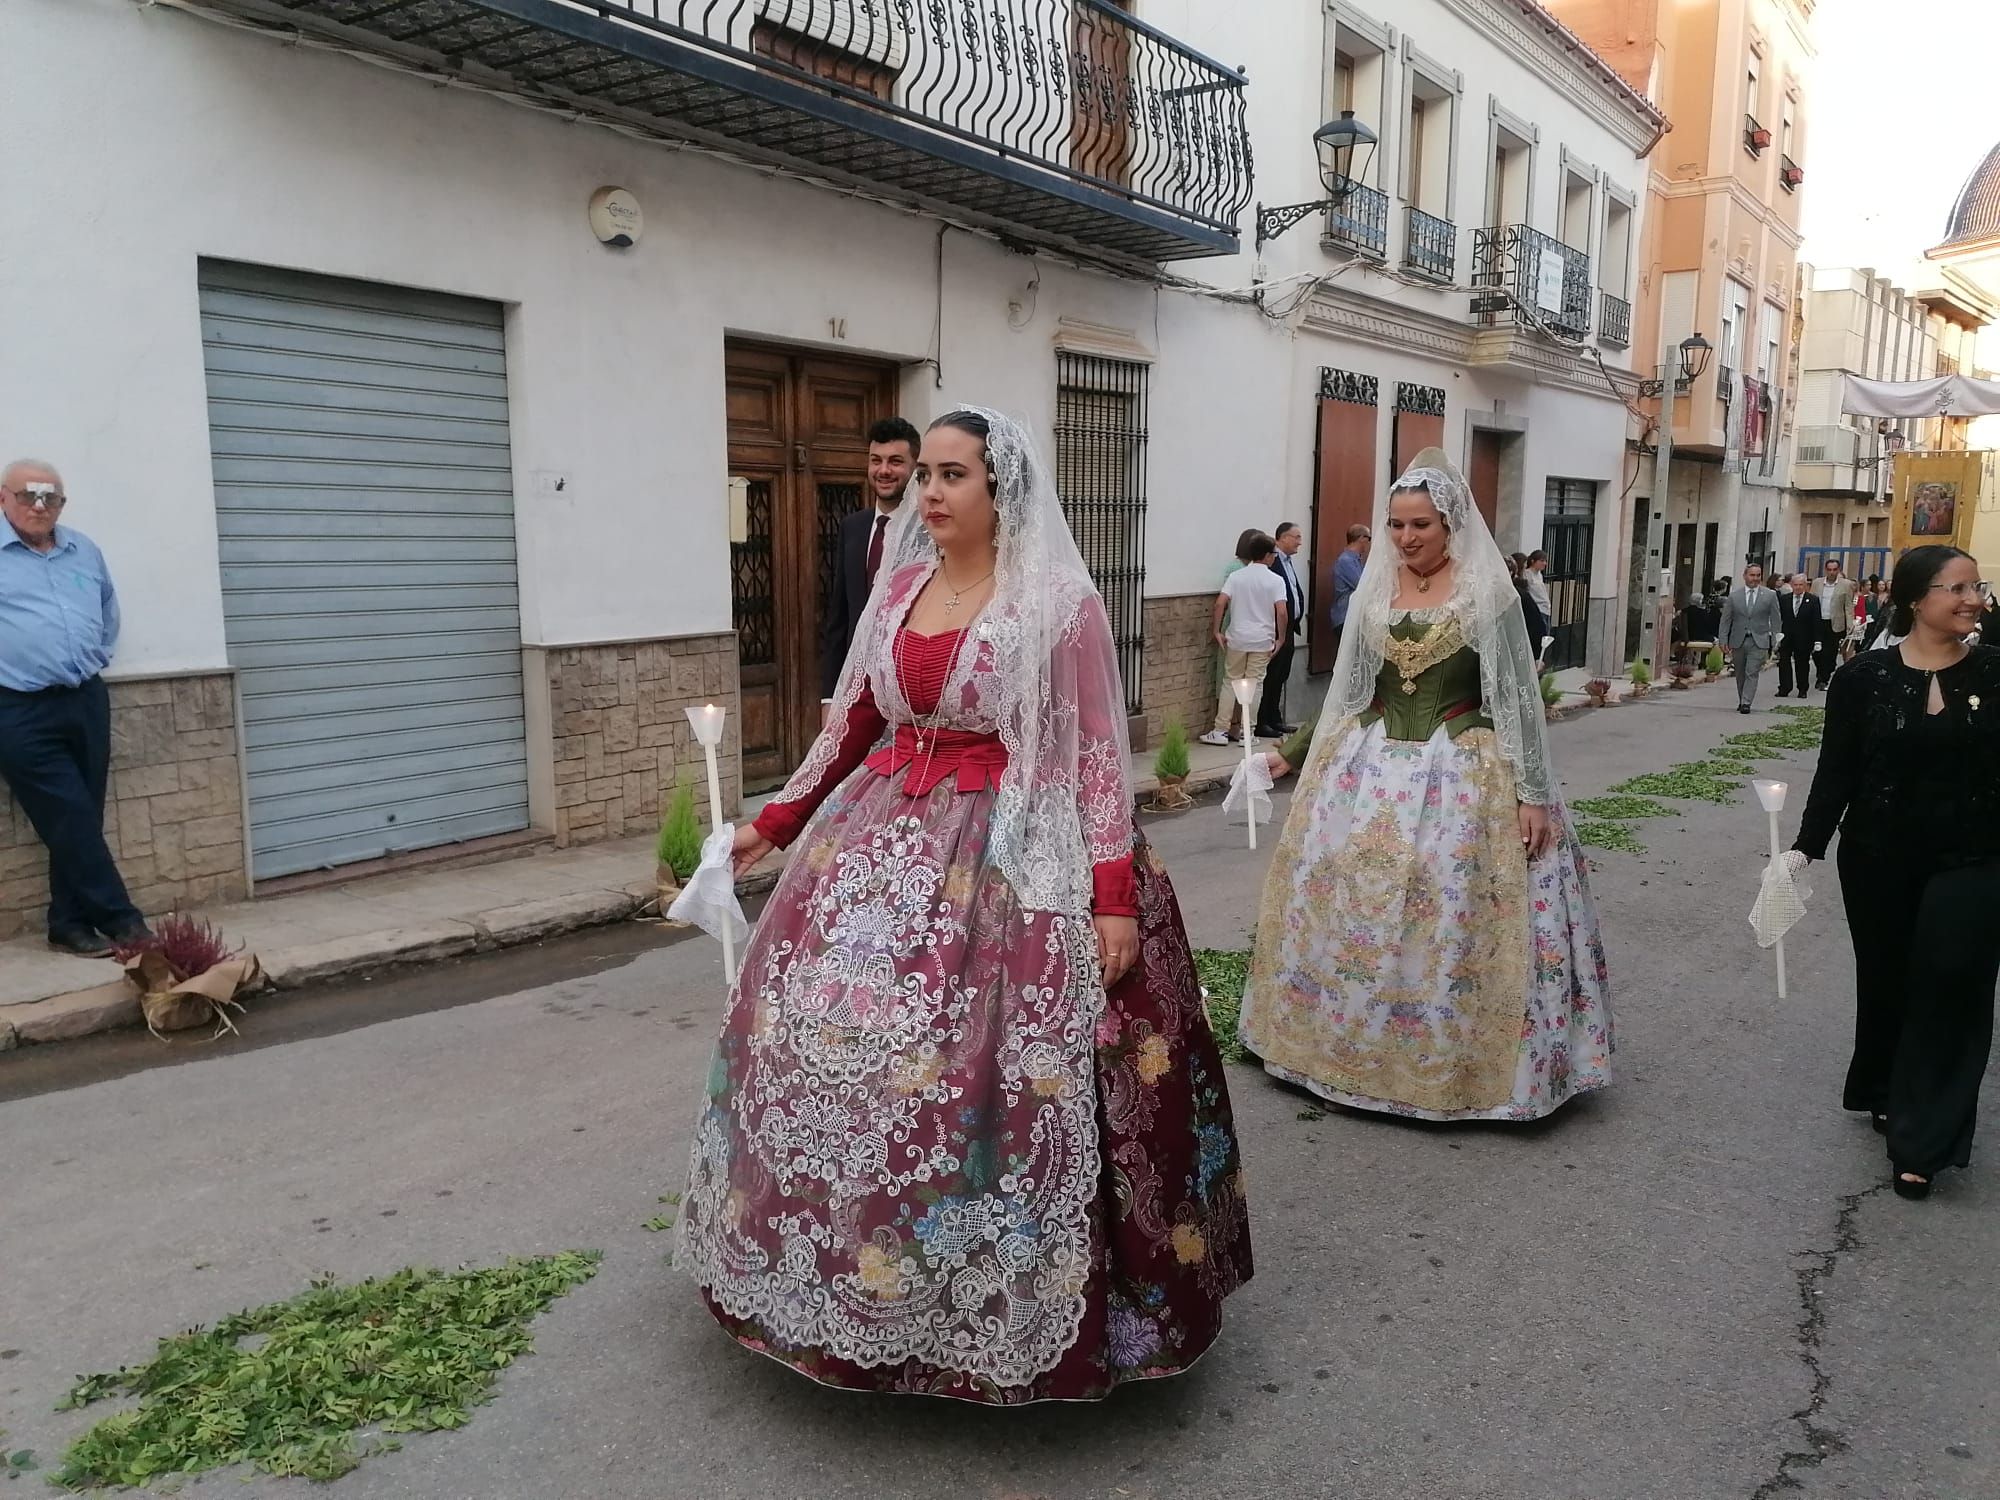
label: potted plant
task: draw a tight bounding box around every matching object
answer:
[1627,658,1653,699]
[1150,715,1194,811]
[1583,677,1614,708]
[1704,645,1726,683]
[1540,672,1565,721]
[1668,662,1697,690]
[113,914,262,1040]
[656,779,704,914]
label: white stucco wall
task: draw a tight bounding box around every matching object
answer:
[4,0,1289,678]
[7,0,1655,684]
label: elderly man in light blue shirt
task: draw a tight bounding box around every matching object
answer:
[0,459,149,956]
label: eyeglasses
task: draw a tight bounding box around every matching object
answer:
[3,484,66,510]
[1925,581,1992,600]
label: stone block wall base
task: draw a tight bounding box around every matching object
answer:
[1141,594,1224,750]
[0,673,247,941]
[546,635,741,847]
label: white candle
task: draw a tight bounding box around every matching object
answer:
[684,702,735,980]
[1753,778,1788,999]
[1231,677,1260,850]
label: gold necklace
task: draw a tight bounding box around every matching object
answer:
[1406,556,1451,594]
[938,561,995,615]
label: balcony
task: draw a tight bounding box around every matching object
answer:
[1780,155,1804,192]
[1792,425,1881,496]
[1745,115,1771,156]
[1718,366,1737,405]
[1598,291,1631,348]
[1794,427,1859,466]
[185,0,1253,267]
[1323,182,1389,259]
[1403,207,1455,282]
[1469,226,1592,341]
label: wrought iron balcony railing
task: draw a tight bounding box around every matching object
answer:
[1469,226,1592,340]
[1779,155,1804,192]
[1324,181,1389,258]
[1403,207,1454,281]
[187,0,1253,265]
[1598,291,1631,348]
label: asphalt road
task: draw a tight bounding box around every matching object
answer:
[2,688,1994,1500]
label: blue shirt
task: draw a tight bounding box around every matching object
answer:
[0,518,121,691]
[1331,547,1366,627]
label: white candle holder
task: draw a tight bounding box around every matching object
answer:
[1753,777,1788,997]
[1230,678,1260,849]
[684,703,736,980]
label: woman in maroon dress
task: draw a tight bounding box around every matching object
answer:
[677,408,1251,1403]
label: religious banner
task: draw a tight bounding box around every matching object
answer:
[1890,450,1989,558]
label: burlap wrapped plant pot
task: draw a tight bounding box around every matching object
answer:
[121,947,263,1040]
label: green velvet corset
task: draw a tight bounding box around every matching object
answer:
[1358,616,1493,743]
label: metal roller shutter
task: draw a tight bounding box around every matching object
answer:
[198,261,530,880]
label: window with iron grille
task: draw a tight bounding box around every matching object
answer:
[1055,352,1149,714]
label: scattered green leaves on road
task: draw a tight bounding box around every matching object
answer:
[1570,795,1676,820]
[1194,949,1250,1064]
[1575,820,1646,854]
[52,1251,601,1489]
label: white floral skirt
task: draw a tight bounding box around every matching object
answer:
[1239,720,1613,1122]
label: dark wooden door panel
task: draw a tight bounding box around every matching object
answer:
[1393,411,1446,478]
[1309,396,1378,674]
[1468,429,1503,533]
[725,342,897,791]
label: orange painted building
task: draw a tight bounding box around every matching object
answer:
[1543,0,1814,658]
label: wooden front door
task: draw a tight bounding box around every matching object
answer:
[1071,0,1134,188]
[726,344,899,790]
[1467,428,1504,533]
[1308,387,1380,673]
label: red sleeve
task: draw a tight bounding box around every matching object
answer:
[752,680,886,849]
[1090,856,1139,918]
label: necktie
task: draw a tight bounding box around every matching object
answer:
[865,513,889,587]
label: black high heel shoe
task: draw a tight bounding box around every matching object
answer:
[1892,1170,1932,1200]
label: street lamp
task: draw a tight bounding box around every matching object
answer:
[1254,111,1379,249]
[1638,333,1714,399]
[1645,330,1713,681]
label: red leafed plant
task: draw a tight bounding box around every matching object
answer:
[113,913,241,984]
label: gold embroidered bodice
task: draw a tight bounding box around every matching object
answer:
[1360,612,1493,743]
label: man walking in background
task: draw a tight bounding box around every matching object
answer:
[1255,522,1305,738]
[1328,524,1370,663]
[1720,563,1781,715]
[1202,532,1288,745]
[1523,550,1554,665]
[0,460,151,957]
[1813,558,1857,689]
[1776,572,1821,699]
[821,417,921,697]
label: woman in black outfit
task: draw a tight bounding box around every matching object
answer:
[1791,545,2000,1199]
[1508,553,1548,661]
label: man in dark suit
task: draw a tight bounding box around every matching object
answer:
[1255,521,1305,737]
[821,416,922,698]
[1776,571,1821,699]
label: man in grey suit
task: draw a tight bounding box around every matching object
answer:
[1720,563,1781,715]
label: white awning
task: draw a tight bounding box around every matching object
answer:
[1842,373,2000,418]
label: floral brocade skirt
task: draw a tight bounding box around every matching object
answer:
[1240,721,1613,1122]
[676,769,1252,1404]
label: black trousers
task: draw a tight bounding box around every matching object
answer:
[0,678,143,940]
[1776,639,1815,696]
[1838,845,2000,1176]
[1816,626,1844,686]
[1256,636,1296,733]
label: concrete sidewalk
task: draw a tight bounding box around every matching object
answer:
[0,734,1256,1050]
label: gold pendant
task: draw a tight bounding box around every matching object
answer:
[1416,575,1430,593]
[1401,678,1418,695]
